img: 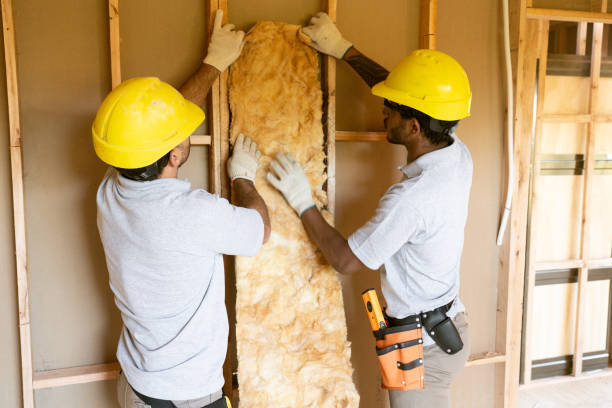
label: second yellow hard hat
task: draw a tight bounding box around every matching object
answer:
[372,49,472,121]
[92,77,205,169]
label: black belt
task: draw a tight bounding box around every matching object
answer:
[132,387,228,408]
[386,299,463,355]
[386,299,454,327]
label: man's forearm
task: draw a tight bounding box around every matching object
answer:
[342,47,389,88]
[233,179,271,243]
[300,207,366,275]
[179,63,220,106]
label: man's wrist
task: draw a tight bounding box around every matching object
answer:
[232,177,255,187]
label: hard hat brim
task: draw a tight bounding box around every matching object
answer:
[372,80,471,121]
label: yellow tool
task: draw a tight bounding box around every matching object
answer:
[362,288,387,331]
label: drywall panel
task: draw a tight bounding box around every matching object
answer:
[541,122,587,154]
[590,123,612,259]
[0,11,23,408]
[531,283,577,360]
[120,0,209,189]
[34,381,116,408]
[596,78,612,114]
[583,279,609,353]
[533,176,584,261]
[543,76,590,115]
[15,0,120,377]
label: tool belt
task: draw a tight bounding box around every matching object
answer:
[388,300,464,355]
[131,388,230,408]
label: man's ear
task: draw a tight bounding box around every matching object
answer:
[167,147,182,168]
[409,117,421,136]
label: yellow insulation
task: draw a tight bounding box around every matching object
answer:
[229,21,359,407]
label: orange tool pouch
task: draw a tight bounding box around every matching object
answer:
[373,321,425,390]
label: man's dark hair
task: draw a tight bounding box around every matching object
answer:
[384,99,458,146]
[115,151,171,182]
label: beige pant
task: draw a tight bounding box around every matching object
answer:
[389,312,470,408]
[116,371,223,408]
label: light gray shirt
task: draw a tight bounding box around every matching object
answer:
[348,135,472,346]
[97,169,263,400]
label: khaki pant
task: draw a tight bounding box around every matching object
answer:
[116,371,223,408]
[389,312,470,408]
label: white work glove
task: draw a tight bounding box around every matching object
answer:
[203,10,245,72]
[267,153,315,216]
[228,133,261,182]
[302,12,352,59]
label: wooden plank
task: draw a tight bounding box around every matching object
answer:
[336,131,386,142]
[588,258,612,268]
[190,134,212,145]
[466,352,507,367]
[573,22,604,378]
[1,0,34,406]
[526,8,612,24]
[539,113,591,122]
[576,22,588,56]
[207,0,223,196]
[419,0,436,50]
[32,363,120,390]
[323,0,337,217]
[522,20,549,385]
[109,0,121,88]
[535,259,584,270]
[497,4,540,404]
[519,367,612,390]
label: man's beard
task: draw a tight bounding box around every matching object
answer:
[386,124,404,145]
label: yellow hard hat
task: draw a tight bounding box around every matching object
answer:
[92,77,205,169]
[372,49,471,121]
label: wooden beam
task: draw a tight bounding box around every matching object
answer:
[521,20,549,385]
[207,0,224,197]
[539,113,591,123]
[419,0,436,49]
[497,1,541,402]
[323,0,337,217]
[33,363,120,390]
[109,0,121,88]
[466,352,507,367]
[526,8,612,24]
[190,134,212,145]
[1,0,34,406]
[336,131,386,142]
[576,22,588,56]
[573,22,603,378]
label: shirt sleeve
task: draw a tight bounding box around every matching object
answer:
[193,192,264,257]
[348,185,424,270]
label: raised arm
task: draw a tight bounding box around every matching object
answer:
[302,12,389,87]
[180,9,245,106]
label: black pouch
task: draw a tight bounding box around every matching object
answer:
[132,388,230,408]
[421,310,463,355]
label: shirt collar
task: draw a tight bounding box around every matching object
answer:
[398,134,459,178]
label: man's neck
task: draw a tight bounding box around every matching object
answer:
[158,167,178,179]
[405,139,450,164]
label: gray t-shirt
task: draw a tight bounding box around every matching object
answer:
[96,169,263,400]
[348,135,472,346]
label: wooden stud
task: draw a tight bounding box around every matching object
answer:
[207,0,223,197]
[497,0,541,402]
[521,20,549,385]
[336,131,386,142]
[109,0,121,88]
[526,8,612,24]
[190,135,212,145]
[573,22,604,378]
[576,22,588,56]
[466,352,507,367]
[1,0,34,406]
[323,0,337,217]
[419,0,436,49]
[33,363,121,390]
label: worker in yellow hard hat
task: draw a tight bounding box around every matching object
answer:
[267,12,473,408]
[93,10,270,408]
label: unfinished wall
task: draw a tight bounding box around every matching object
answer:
[0,0,504,406]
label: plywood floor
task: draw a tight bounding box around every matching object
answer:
[519,374,612,408]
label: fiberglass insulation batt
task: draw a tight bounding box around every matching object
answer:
[229,21,359,407]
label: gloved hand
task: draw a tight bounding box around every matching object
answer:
[228,133,261,182]
[302,12,352,59]
[267,153,315,216]
[203,10,245,72]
